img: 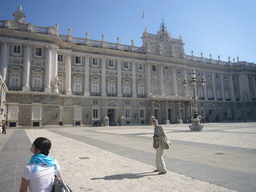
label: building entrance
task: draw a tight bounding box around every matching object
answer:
[107,109,115,125]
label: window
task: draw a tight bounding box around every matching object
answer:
[109,60,114,67]
[35,48,42,56]
[123,83,130,94]
[74,79,82,93]
[208,89,213,98]
[124,62,129,69]
[108,82,115,94]
[93,100,98,104]
[125,109,130,119]
[58,79,64,92]
[13,45,21,54]
[138,84,145,95]
[225,90,230,99]
[152,85,157,94]
[125,101,130,105]
[93,109,99,119]
[58,55,63,62]
[188,70,191,75]
[10,73,20,88]
[198,88,204,98]
[216,73,219,79]
[91,81,99,93]
[93,58,98,66]
[138,64,143,71]
[139,109,145,119]
[198,71,201,76]
[76,56,81,64]
[216,89,222,99]
[33,74,42,88]
[152,65,156,72]
[207,72,210,77]
[165,86,171,95]
[177,69,180,74]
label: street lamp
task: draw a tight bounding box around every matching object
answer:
[183,69,205,131]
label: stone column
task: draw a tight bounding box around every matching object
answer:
[52,47,59,93]
[146,62,151,97]
[117,60,122,97]
[165,101,170,124]
[44,46,52,93]
[253,75,256,99]
[22,44,31,92]
[172,67,178,96]
[213,72,216,101]
[84,57,90,96]
[65,52,72,95]
[160,65,164,95]
[239,74,250,101]
[101,58,106,97]
[183,68,189,97]
[132,62,137,98]
[1,42,8,82]
[203,71,208,100]
[221,73,225,100]
[229,74,235,101]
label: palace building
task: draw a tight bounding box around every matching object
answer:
[1,6,256,127]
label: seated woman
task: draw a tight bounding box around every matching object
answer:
[19,137,64,192]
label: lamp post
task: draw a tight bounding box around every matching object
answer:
[183,69,205,131]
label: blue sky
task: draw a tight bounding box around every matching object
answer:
[1,0,255,63]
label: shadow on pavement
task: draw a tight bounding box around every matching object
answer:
[91,171,158,180]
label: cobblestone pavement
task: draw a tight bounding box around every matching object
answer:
[1,122,256,192]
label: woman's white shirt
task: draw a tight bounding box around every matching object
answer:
[22,159,60,192]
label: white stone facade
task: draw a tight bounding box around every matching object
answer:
[1,7,256,127]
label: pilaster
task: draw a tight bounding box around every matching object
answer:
[1,42,9,82]
[146,62,151,97]
[229,75,235,101]
[44,46,52,93]
[159,65,164,95]
[172,67,177,96]
[117,60,122,97]
[52,47,59,93]
[65,52,72,95]
[101,58,106,97]
[84,57,90,96]
[132,62,137,98]
[221,73,225,100]
[22,44,31,92]
[203,71,208,100]
[213,72,216,101]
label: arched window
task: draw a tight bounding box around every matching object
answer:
[91,81,99,93]
[108,82,115,94]
[73,79,82,94]
[208,88,213,99]
[33,74,42,89]
[152,85,157,94]
[58,78,64,93]
[225,89,230,99]
[123,83,130,94]
[198,88,204,98]
[138,84,145,95]
[216,88,222,99]
[10,73,20,89]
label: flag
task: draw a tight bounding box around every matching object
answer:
[142,10,145,19]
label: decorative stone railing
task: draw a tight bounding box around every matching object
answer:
[186,55,255,67]
[0,20,59,36]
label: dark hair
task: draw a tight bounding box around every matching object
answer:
[32,137,51,156]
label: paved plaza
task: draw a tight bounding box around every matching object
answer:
[0,122,256,192]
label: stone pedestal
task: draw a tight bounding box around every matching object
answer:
[165,120,170,124]
[149,115,155,125]
[121,116,126,126]
[178,119,183,124]
[104,116,109,126]
[189,118,203,131]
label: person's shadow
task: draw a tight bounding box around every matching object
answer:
[91,171,157,180]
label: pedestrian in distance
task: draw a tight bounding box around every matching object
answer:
[152,119,167,175]
[19,137,64,192]
[2,122,6,134]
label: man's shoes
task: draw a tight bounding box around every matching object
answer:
[154,169,160,172]
[158,171,167,175]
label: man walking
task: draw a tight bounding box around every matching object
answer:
[152,119,167,174]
